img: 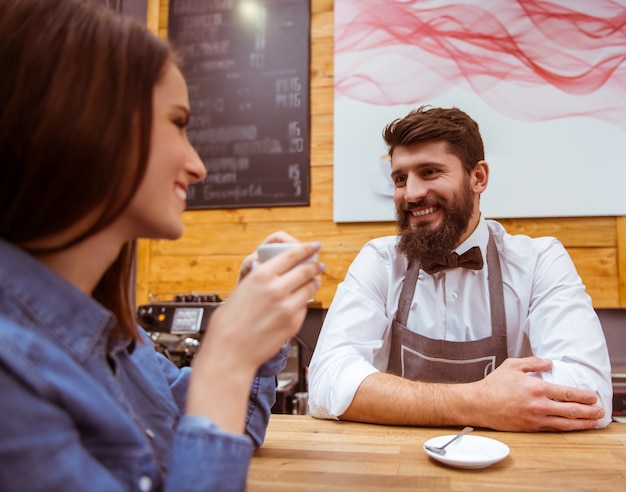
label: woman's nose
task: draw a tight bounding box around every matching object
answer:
[186,146,207,183]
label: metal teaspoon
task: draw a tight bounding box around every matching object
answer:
[425,426,474,455]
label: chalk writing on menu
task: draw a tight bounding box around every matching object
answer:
[167,0,311,209]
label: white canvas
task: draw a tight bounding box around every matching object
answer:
[333,0,626,222]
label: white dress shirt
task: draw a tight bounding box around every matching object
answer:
[308,217,612,427]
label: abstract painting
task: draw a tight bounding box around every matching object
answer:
[333,0,626,221]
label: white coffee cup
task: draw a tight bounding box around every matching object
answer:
[257,242,319,263]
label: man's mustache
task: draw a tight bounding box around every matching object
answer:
[403,196,445,213]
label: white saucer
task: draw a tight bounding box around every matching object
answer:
[423,434,510,469]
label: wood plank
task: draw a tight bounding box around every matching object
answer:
[143,254,350,306]
[145,0,159,33]
[618,216,626,307]
[496,216,616,247]
[158,0,168,37]
[247,416,626,492]
[311,6,334,40]
[151,221,395,256]
[136,239,151,306]
[311,84,333,115]
[568,247,619,308]
[144,246,617,309]
[311,38,334,89]
[311,114,333,165]
[311,0,334,16]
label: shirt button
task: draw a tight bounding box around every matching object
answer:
[451,292,458,300]
[138,476,152,491]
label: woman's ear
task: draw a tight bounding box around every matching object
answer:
[471,160,489,193]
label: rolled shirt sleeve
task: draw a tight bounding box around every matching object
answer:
[522,238,613,427]
[309,239,399,419]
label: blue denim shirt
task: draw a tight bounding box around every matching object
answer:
[0,239,287,491]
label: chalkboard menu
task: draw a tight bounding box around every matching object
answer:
[168,0,311,209]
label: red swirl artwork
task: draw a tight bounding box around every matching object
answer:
[335,0,626,129]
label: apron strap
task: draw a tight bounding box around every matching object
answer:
[487,234,507,339]
[395,261,420,326]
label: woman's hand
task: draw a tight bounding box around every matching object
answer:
[186,235,323,433]
[237,231,299,283]
[213,239,322,369]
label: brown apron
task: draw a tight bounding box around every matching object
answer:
[386,234,508,383]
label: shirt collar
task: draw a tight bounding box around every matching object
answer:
[454,214,489,258]
[0,238,116,361]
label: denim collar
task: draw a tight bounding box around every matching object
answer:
[0,238,117,362]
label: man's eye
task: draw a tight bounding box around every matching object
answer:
[393,175,407,185]
[422,169,440,178]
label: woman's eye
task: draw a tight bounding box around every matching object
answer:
[173,118,188,129]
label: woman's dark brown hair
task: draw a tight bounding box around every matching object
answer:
[382,105,485,174]
[0,0,173,340]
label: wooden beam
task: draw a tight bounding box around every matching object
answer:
[145,0,160,34]
[617,216,626,307]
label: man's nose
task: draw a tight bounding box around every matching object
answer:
[404,175,428,202]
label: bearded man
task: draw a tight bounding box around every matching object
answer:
[308,106,612,431]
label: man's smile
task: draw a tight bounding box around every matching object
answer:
[410,205,438,217]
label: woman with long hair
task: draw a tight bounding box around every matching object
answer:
[0,0,322,490]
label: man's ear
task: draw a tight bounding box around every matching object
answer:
[471,160,489,193]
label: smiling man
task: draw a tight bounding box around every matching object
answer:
[308,106,613,432]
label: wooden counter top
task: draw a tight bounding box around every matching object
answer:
[248,415,626,491]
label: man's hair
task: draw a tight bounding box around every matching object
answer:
[0,0,174,340]
[382,105,485,174]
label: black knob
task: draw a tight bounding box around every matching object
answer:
[138,308,158,327]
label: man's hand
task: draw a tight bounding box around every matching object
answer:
[469,356,604,431]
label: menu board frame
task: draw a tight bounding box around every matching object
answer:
[168,0,311,210]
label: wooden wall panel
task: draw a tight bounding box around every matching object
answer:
[617,216,626,306]
[138,0,624,309]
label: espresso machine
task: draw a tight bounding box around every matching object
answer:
[137,293,325,414]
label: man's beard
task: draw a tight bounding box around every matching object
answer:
[396,178,475,264]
